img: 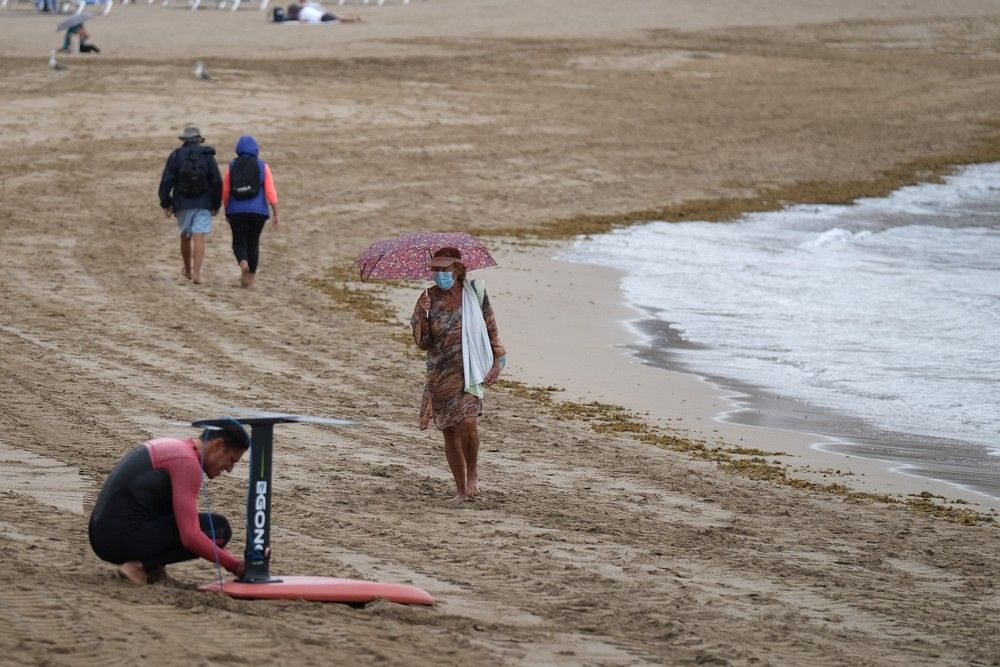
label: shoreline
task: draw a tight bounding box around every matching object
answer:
[460,237,1000,513]
[627,315,1000,505]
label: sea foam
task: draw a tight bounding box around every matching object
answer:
[562,163,1000,454]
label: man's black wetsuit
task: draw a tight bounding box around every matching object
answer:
[88,439,238,573]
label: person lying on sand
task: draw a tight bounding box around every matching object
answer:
[287,0,361,23]
[87,419,250,584]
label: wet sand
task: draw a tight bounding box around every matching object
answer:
[2,1,1000,665]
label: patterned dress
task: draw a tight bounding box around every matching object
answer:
[411,284,506,431]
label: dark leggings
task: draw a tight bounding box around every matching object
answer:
[89,512,232,572]
[227,213,268,274]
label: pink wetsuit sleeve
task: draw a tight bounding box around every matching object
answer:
[263,164,277,205]
[166,458,241,573]
[221,168,231,205]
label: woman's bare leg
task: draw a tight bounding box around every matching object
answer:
[443,425,467,502]
[459,418,480,497]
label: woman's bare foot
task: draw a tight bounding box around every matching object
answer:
[191,271,202,285]
[247,273,256,288]
[466,477,480,497]
[448,493,468,505]
[182,266,192,280]
[116,561,148,584]
[239,260,250,288]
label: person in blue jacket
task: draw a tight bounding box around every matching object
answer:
[222,135,281,288]
[158,125,223,285]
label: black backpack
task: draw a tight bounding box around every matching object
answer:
[272,6,286,22]
[230,155,261,200]
[177,150,210,198]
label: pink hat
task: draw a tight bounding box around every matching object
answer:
[427,247,463,269]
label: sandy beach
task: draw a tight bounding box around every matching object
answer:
[2,1,1000,664]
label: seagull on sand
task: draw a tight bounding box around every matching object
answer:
[194,61,212,81]
[49,50,65,71]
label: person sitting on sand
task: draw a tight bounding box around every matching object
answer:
[411,248,506,503]
[78,27,100,54]
[59,25,100,54]
[88,419,250,584]
[290,0,361,23]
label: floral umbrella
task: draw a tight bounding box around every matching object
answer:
[354,231,497,281]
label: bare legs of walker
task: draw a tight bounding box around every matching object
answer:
[180,236,192,280]
[180,233,207,284]
[443,418,481,503]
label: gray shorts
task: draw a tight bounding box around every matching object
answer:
[175,209,213,237]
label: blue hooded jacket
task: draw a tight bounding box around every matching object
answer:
[225,135,270,218]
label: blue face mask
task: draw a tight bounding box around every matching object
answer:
[434,271,455,290]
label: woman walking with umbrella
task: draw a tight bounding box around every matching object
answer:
[410,247,506,503]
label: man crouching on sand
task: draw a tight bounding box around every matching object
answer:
[88,419,249,584]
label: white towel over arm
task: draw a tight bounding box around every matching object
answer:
[462,281,494,398]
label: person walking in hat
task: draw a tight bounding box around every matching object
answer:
[157,125,223,284]
[411,247,507,503]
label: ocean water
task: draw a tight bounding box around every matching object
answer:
[562,163,1000,494]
